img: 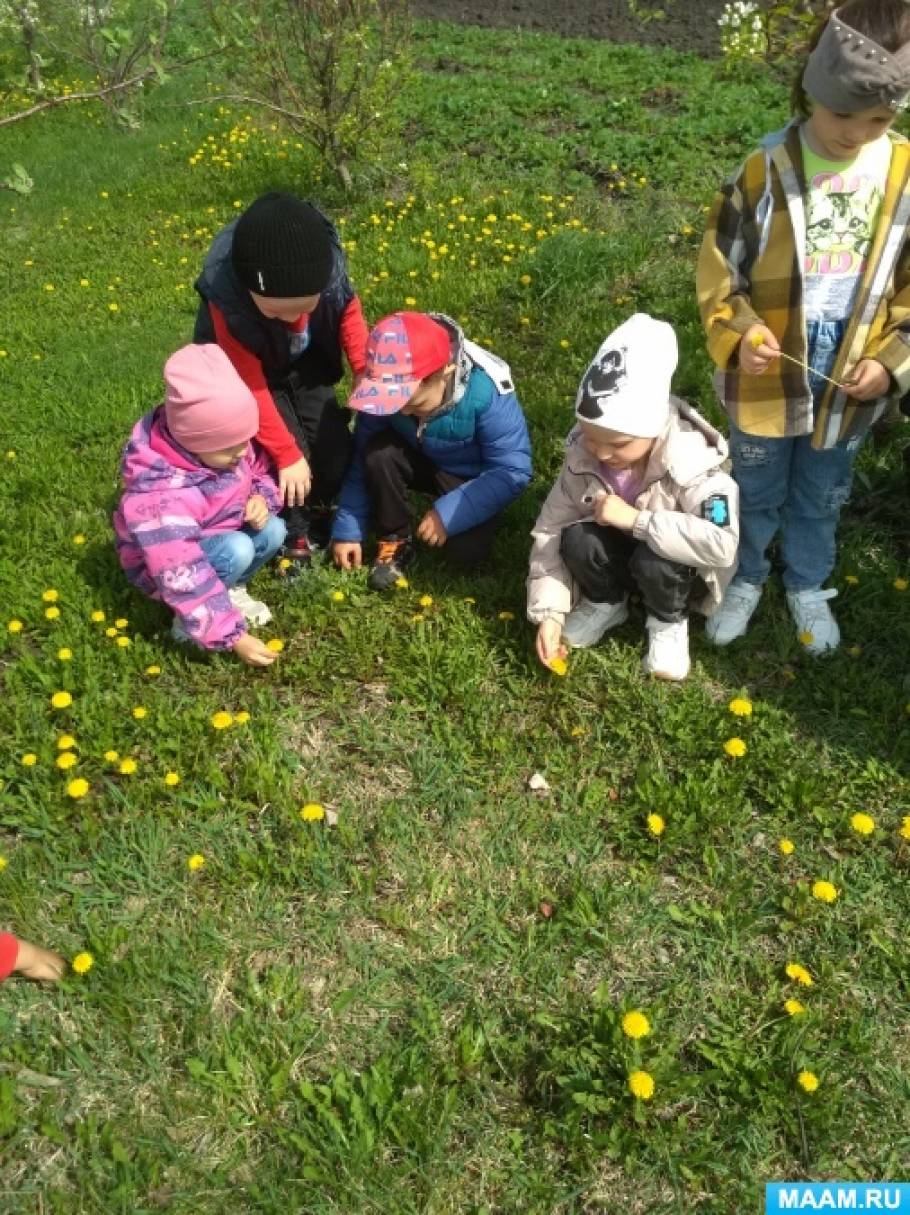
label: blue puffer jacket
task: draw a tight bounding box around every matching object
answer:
[332,360,532,542]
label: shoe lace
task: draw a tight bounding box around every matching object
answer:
[376,538,404,564]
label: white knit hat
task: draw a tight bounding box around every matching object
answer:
[575,313,678,438]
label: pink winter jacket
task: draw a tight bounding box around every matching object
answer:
[113,407,281,650]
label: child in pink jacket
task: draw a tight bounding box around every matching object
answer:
[114,344,287,667]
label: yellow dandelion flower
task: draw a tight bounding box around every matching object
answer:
[66,777,89,799]
[265,638,284,652]
[784,999,806,1016]
[234,711,250,724]
[894,578,908,592]
[104,750,119,763]
[91,610,106,623]
[57,734,76,750]
[778,838,795,856]
[115,635,131,648]
[811,879,838,903]
[57,647,72,661]
[900,816,910,841]
[797,1070,819,1093]
[723,737,746,758]
[118,758,137,775]
[621,1011,651,1039]
[519,274,532,285]
[0,856,6,871]
[73,533,86,545]
[798,630,814,646]
[42,589,59,603]
[847,644,862,658]
[21,753,38,766]
[50,691,72,709]
[570,725,586,738]
[844,574,859,585]
[498,610,515,621]
[628,1070,655,1100]
[300,802,326,822]
[132,706,147,720]
[463,596,476,605]
[45,606,60,620]
[786,962,814,987]
[56,752,78,770]
[559,338,570,349]
[211,711,233,730]
[187,853,205,871]
[728,697,753,717]
[331,590,346,603]
[7,619,23,634]
[404,296,417,306]
[71,952,94,974]
[418,594,434,608]
[647,813,665,837]
[145,665,161,676]
[279,557,292,571]
[108,302,119,312]
[548,656,568,676]
[749,331,765,349]
[394,576,409,589]
[106,627,120,638]
[114,617,128,629]
[850,812,875,836]
[164,771,180,787]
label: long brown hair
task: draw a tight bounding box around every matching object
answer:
[792,0,910,116]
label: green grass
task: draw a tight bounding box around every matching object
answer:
[2,18,910,1215]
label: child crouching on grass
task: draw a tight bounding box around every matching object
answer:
[114,344,286,667]
[527,313,740,681]
[331,311,532,590]
[0,932,63,983]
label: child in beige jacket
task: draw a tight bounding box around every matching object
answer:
[527,313,739,680]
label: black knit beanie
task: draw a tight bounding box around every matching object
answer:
[231,192,334,298]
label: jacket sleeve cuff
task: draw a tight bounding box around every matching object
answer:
[632,510,653,543]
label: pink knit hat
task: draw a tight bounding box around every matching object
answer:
[164,343,258,453]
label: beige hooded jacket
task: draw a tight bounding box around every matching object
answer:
[526,398,739,625]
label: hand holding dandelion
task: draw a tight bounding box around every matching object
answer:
[740,324,780,374]
[233,631,279,668]
[535,619,566,668]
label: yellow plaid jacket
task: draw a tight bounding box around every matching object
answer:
[697,122,910,448]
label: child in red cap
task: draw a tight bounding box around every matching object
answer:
[114,344,286,665]
[194,192,369,569]
[331,311,532,589]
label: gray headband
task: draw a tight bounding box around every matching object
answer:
[802,8,910,113]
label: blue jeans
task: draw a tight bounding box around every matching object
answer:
[730,319,864,591]
[199,516,286,588]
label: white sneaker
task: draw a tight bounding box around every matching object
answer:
[786,587,840,654]
[643,615,690,681]
[229,585,272,626]
[705,581,762,646]
[563,596,629,648]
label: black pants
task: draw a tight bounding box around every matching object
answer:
[560,522,697,624]
[272,378,354,542]
[363,429,497,567]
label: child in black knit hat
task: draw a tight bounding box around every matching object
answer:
[194,192,369,568]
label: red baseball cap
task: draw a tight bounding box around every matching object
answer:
[349,312,452,415]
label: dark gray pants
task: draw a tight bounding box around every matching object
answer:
[560,522,697,623]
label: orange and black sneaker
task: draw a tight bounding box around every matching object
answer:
[368,535,417,591]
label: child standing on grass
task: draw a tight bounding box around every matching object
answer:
[114,344,286,667]
[331,311,532,590]
[0,933,63,983]
[195,192,369,568]
[527,314,739,681]
[698,0,910,654]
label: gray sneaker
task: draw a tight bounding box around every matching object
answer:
[705,581,762,646]
[563,596,629,648]
[228,585,272,626]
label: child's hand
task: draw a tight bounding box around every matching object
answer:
[278,455,312,507]
[417,508,447,547]
[14,938,65,983]
[244,495,270,530]
[740,324,780,375]
[536,619,566,668]
[593,491,639,532]
[333,541,362,569]
[233,631,279,667]
[844,358,890,401]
